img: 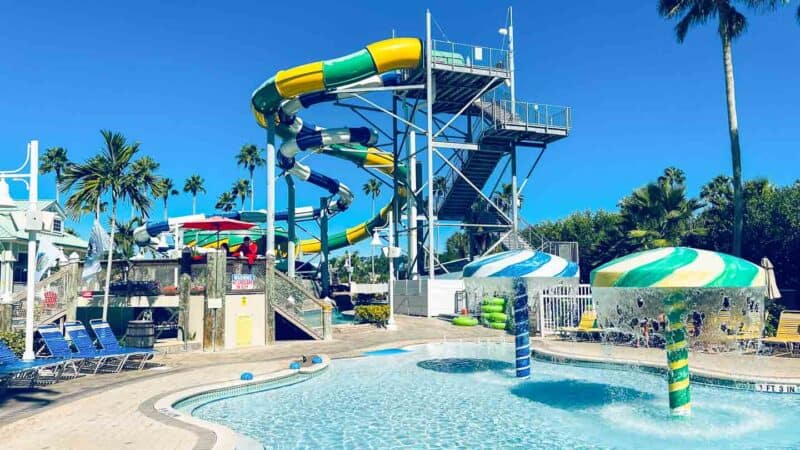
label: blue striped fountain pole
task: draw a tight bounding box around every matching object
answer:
[513,279,531,378]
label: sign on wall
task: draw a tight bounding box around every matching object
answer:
[231,274,255,290]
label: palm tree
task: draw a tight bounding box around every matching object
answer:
[61,130,151,321]
[236,144,265,210]
[39,147,69,203]
[362,179,382,217]
[130,156,162,219]
[658,0,788,256]
[113,217,142,259]
[619,168,703,248]
[183,174,206,214]
[157,177,179,220]
[494,182,524,217]
[231,179,250,210]
[432,176,448,211]
[361,178,382,282]
[215,192,236,212]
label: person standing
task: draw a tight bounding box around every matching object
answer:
[239,236,258,274]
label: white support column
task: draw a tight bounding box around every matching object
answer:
[387,210,395,328]
[407,131,418,279]
[508,6,516,115]
[266,121,276,259]
[425,9,435,281]
[511,146,519,243]
[22,140,38,361]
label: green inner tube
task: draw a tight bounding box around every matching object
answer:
[481,304,504,314]
[453,316,479,326]
[483,312,507,323]
[487,321,507,330]
[483,297,506,306]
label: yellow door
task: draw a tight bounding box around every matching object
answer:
[236,315,253,347]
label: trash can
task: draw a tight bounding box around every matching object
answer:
[126,320,155,348]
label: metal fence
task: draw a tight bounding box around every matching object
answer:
[431,40,509,72]
[537,284,593,335]
[480,98,572,130]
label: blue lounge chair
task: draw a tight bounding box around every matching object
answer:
[0,340,64,387]
[36,323,86,378]
[89,319,154,370]
[64,321,129,373]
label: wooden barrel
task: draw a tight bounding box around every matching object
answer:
[126,320,155,348]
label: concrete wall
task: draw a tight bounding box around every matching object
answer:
[393,279,463,317]
[223,293,266,349]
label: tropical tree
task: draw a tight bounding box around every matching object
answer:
[362,178,382,216]
[493,182,524,217]
[130,155,163,219]
[236,144,265,210]
[61,130,151,320]
[113,218,142,259]
[183,174,206,214]
[619,168,703,248]
[157,177,179,220]
[361,178,382,281]
[658,0,789,256]
[39,147,69,203]
[215,192,236,212]
[231,179,250,210]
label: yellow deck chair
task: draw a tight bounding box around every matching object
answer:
[761,310,800,354]
[559,310,603,336]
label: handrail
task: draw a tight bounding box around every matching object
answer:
[271,269,325,309]
[10,267,72,304]
[431,39,509,72]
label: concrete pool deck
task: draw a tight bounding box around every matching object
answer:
[533,339,800,386]
[1,317,798,449]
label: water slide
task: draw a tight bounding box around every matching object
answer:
[136,38,423,256]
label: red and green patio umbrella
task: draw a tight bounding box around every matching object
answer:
[181,217,255,250]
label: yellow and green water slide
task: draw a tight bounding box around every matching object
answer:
[591,246,766,416]
[250,38,422,254]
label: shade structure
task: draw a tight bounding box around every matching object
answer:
[761,257,781,300]
[590,247,766,417]
[181,217,255,249]
[462,250,579,379]
[590,247,765,289]
[463,249,578,279]
[181,217,256,232]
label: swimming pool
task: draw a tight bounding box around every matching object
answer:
[191,342,800,449]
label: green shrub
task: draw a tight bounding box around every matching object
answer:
[354,305,390,327]
[0,330,25,357]
[765,300,786,337]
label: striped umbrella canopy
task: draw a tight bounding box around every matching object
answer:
[463,249,578,279]
[590,247,765,288]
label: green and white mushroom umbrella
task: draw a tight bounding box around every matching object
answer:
[590,247,765,289]
[590,247,766,416]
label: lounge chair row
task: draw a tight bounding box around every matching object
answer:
[0,319,154,388]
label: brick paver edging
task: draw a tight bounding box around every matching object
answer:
[149,357,329,450]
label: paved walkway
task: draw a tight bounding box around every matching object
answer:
[0,316,507,450]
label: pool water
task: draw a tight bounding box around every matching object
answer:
[191,342,800,449]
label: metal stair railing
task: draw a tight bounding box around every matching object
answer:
[11,263,80,330]
[269,268,326,339]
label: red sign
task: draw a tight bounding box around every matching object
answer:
[43,291,58,308]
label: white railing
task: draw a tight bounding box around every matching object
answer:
[537,283,592,336]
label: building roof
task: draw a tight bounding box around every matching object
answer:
[0,200,87,250]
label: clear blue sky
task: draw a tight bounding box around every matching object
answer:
[2,1,798,255]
